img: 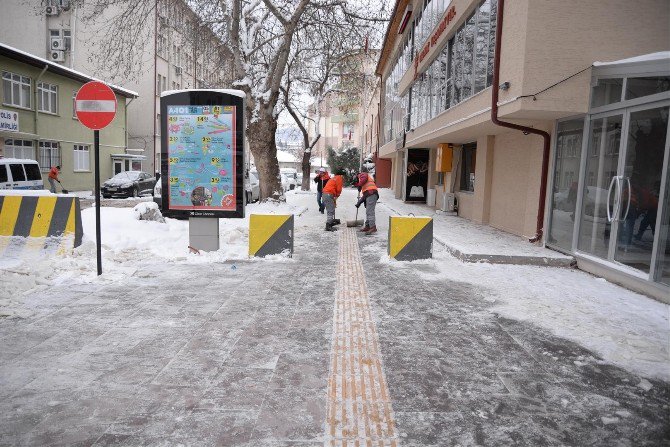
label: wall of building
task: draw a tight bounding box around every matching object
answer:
[0,55,128,191]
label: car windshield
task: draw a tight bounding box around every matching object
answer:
[112,171,141,181]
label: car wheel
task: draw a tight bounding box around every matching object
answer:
[103,195,111,199]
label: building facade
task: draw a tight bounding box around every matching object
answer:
[0,43,136,191]
[376,0,669,300]
[0,0,232,179]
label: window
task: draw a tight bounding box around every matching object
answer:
[9,164,26,182]
[73,144,90,171]
[4,139,34,160]
[62,30,72,50]
[156,113,161,135]
[156,74,161,95]
[2,71,31,108]
[0,165,7,183]
[460,143,476,192]
[591,78,622,108]
[39,141,60,172]
[24,163,42,181]
[625,76,670,100]
[548,118,584,251]
[38,82,58,114]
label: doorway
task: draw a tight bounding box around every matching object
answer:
[576,100,670,286]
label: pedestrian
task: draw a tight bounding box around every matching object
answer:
[313,167,330,214]
[322,169,344,232]
[48,165,61,193]
[354,166,378,234]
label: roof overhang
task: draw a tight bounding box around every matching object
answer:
[0,43,138,98]
[398,4,413,35]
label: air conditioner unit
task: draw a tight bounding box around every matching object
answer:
[45,5,59,16]
[50,37,64,50]
[49,50,65,62]
[174,66,182,76]
[440,192,457,212]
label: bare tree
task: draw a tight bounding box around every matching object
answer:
[35,0,387,201]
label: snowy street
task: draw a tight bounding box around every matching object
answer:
[0,189,669,446]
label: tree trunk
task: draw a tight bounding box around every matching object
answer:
[248,114,283,201]
[300,150,311,190]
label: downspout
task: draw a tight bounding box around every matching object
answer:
[491,0,551,243]
[153,0,158,174]
[34,65,48,137]
[125,97,135,151]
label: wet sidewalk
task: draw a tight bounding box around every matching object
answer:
[378,189,574,267]
[0,189,668,446]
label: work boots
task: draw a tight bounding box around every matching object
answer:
[333,219,341,225]
[364,226,377,235]
[359,225,370,232]
[325,222,336,232]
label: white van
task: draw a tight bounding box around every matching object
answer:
[0,158,44,190]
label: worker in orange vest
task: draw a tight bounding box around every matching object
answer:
[322,169,344,231]
[354,166,378,234]
[48,165,61,193]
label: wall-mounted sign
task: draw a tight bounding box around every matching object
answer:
[414,5,457,78]
[160,90,245,218]
[0,109,19,132]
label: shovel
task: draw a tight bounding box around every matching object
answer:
[346,192,364,227]
[58,181,69,194]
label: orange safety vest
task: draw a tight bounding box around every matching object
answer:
[322,175,343,197]
[361,174,377,194]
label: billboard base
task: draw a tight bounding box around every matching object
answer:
[189,217,219,252]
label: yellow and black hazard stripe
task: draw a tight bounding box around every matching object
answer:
[248,214,294,257]
[388,216,433,261]
[0,195,83,248]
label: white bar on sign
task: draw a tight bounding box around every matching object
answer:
[76,100,116,112]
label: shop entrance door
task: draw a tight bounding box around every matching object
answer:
[577,100,670,284]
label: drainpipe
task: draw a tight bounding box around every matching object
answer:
[491,0,551,243]
[153,0,158,174]
[125,97,135,151]
[34,65,48,136]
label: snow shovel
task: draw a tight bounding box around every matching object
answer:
[346,192,364,227]
[58,181,69,194]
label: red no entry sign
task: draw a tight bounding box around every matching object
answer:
[75,81,117,130]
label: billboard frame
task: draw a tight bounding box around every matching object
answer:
[160,89,245,219]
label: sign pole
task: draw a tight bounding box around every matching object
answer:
[94,129,102,275]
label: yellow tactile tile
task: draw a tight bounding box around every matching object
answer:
[325,227,399,447]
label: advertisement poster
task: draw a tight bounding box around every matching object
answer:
[166,105,236,210]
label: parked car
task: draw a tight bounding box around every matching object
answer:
[280,168,298,190]
[101,171,156,198]
[245,170,260,203]
[0,158,44,190]
[153,178,162,208]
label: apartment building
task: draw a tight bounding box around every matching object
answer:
[0,0,232,178]
[0,43,136,190]
[376,0,669,300]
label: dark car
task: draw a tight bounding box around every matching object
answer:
[101,171,156,198]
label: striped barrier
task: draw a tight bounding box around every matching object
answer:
[0,195,83,252]
[249,214,294,257]
[388,216,433,261]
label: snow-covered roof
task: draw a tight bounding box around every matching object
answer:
[276,150,297,163]
[0,157,40,164]
[593,51,670,67]
[161,89,246,98]
[0,43,138,98]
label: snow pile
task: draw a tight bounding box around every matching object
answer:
[0,190,312,318]
[133,202,165,223]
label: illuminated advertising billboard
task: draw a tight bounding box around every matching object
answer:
[160,90,245,218]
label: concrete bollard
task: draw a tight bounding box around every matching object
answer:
[0,194,83,249]
[249,214,294,257]
[388,216,433,261]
